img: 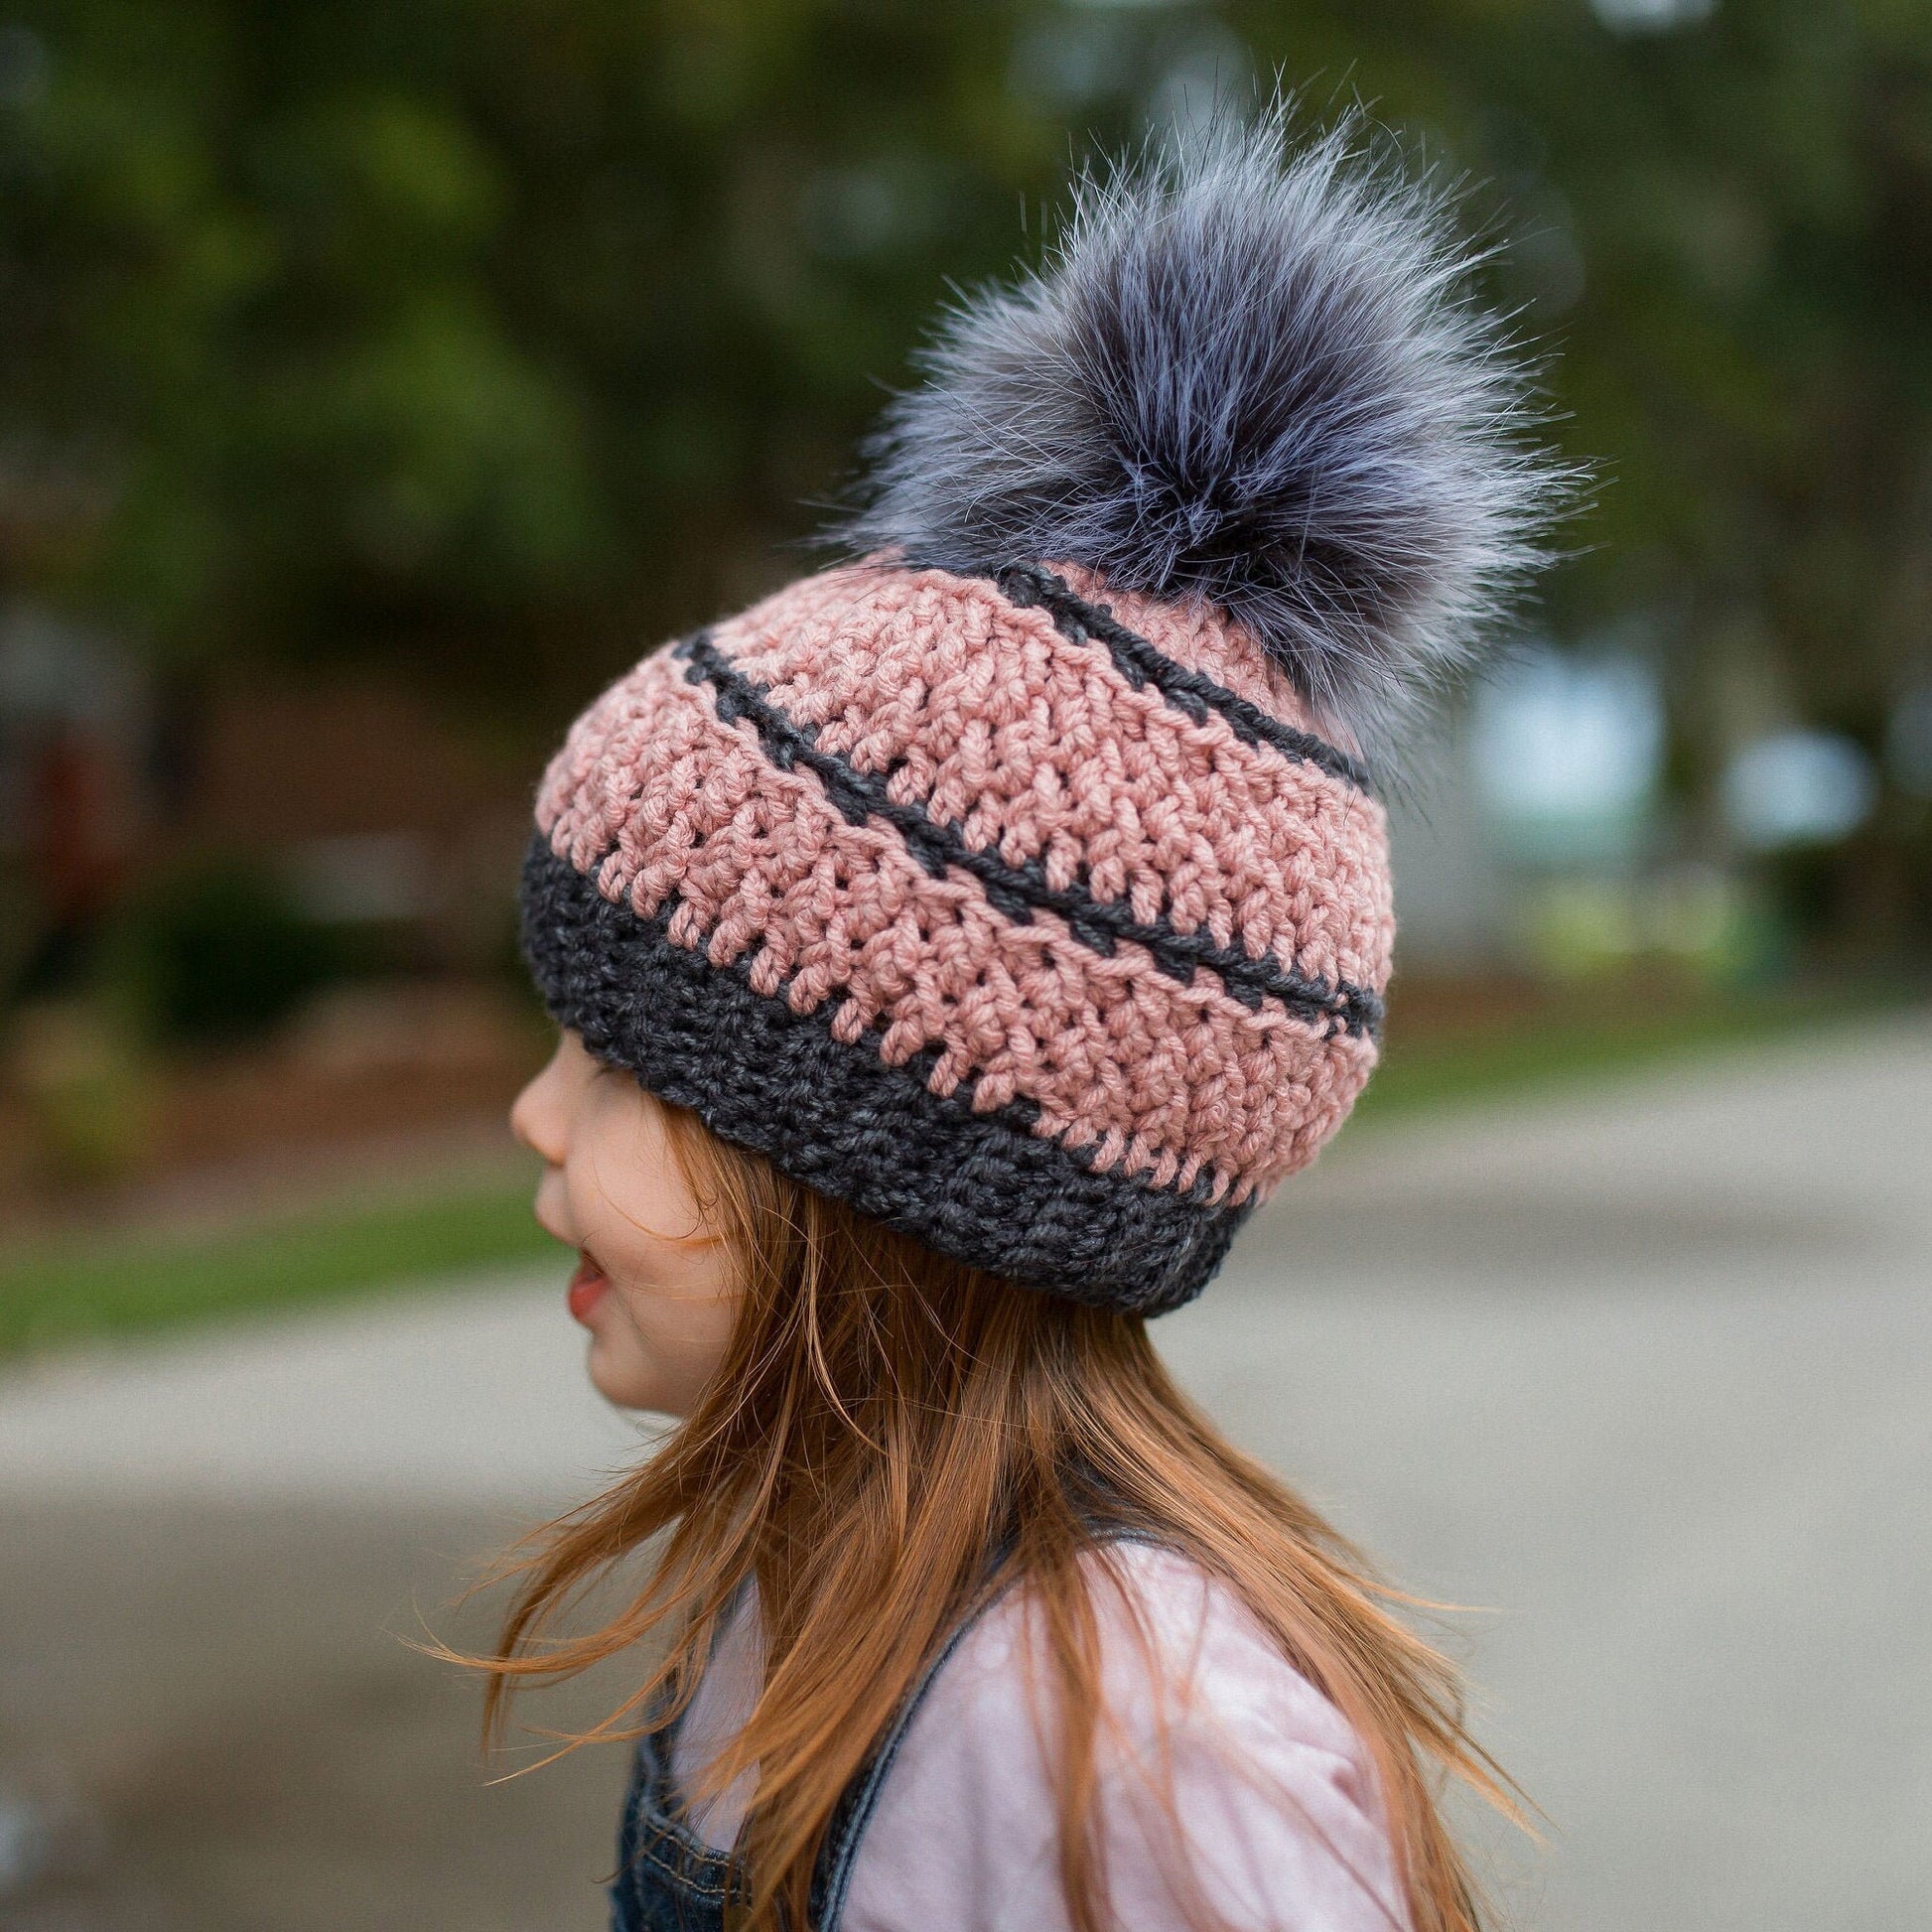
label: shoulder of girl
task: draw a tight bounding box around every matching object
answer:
[842,1545,1407,1931]
[1086,1544,1379,1776]
[923,1544,1382,1807]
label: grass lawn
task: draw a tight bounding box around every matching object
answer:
[0,982,1916,1359]
[0,1176,558,1359]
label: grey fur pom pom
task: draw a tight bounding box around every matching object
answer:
[839,104,1582,766]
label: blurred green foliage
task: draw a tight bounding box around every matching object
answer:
[0,0,1926,773]
[5,996,153,1183]
[106,856,344,1044]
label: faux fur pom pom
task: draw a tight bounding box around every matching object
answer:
[839,103,1582,767]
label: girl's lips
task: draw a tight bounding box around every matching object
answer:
[566,1251,612,1325]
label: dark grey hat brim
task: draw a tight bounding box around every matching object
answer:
[518,834,1250,1315]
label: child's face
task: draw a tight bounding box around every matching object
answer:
[510,1031,742,1416]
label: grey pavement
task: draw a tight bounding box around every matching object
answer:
[1,1016,1927,1929]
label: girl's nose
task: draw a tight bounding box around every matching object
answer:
[510,1053,567,1166]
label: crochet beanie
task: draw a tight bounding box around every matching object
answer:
[521,108,1573,1314]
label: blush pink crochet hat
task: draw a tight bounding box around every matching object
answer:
[522,108,1574,1313]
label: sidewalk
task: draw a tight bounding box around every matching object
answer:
[2,1016,1928,1929]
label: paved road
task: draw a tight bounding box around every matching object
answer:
[2,1018,1927,1930]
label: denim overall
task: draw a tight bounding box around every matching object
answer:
[607,1598,988,1932]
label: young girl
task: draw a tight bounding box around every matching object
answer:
[482,105,1573,1932]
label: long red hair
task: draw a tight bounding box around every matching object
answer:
[467,1099,1514,1931]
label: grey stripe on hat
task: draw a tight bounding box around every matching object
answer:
[671,630,1382,1039]
[518,834,1252,1314]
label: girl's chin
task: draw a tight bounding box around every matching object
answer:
[585,1345,673,1415]
[577,1311,668,1411]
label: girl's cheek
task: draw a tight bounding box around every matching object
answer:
[614,1278,740,1411]
[627,1282,725,1364]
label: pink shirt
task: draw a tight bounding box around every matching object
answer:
[671,1542,1411,1932]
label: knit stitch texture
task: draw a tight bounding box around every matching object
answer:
[522,561,1393,1312]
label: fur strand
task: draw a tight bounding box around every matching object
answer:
[838,102,1583,766]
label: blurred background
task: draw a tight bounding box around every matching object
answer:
[0,1,1927,1927]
